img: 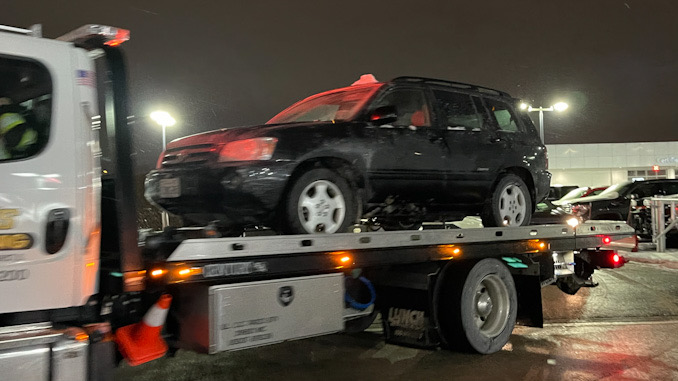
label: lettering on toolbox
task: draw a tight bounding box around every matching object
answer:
[0,209,20,230]
[0,269,30,282]
[0,234,33,250]
[222,316,279,346]
[203,261,268,277]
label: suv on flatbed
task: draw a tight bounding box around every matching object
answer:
[145,75,551,234]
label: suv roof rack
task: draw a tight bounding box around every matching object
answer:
[392,76,512,98]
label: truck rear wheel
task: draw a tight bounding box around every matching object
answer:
[437,258,517,354]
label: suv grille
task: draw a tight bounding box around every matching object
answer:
[161,144,217,168]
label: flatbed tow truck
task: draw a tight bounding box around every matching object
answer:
[0,24,636,380]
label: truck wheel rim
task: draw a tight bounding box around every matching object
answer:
[499,184,526,226]
[298,180,346,233]
[473,274,510,337]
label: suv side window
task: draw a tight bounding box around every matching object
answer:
[662,182,678,195]
[371,88,431,128]
[484,98,521,133]
[433,89,485,131]
[0,55,52,162]
[631,183,656,198]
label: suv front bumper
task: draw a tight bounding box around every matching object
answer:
[145,162,295,226]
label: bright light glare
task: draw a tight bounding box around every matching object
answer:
[340,256,351,263]
[150,111,176,127]
[553,102,569,112]
[567,218,580,228]
[519,103,529,110]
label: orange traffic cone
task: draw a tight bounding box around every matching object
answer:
[115,294,172,366]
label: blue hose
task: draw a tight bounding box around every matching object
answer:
[344,276,376,310]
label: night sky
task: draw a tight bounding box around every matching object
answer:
[5,1,678,172]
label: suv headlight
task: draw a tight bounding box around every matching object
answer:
[218,137,278,162]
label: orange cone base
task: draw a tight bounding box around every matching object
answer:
[115,323,168,366]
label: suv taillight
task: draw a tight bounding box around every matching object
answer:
[218,137,278,162]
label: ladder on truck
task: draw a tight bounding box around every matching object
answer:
[142,221,635,355]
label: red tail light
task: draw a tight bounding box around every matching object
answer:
[602,236,611,245]
[219,137,278,162]
[612,254,620,263]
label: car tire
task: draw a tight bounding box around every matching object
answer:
[283,168,358,234]
[482,174,532,227]
[437,258,517,354]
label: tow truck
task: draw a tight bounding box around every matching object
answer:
[0,23,636,380]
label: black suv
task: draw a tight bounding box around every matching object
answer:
[569,179,678,222]
[145,76,551,234]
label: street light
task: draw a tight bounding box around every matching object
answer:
[150,110,176,149]
[525,102,569,143]
[150,110,176,228]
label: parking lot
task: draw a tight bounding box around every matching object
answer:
[116,246,678,381]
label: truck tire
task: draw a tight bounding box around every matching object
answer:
[283,168,358,234]
[482,174,532,227]
[437,258,517,354]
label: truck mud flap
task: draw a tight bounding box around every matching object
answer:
[378,286,441,349]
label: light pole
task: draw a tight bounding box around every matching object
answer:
[150,111,176,228]
[520,102,568,143]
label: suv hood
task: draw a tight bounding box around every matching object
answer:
[165,121,336,150]
[564,192,620,205]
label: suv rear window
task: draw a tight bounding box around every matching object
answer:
[0,55,51,162]
[433,90,484,130]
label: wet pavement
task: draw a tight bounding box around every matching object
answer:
[117,248,678,381]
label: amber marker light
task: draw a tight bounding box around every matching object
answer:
[149,269,166,278]
[438,245,461,259]
[176,267,203,278]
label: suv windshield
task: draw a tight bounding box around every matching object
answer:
[267,84,382,124]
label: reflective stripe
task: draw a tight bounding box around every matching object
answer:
[15,129,37,150]
[142,301,170,327]
[0,113,26,134]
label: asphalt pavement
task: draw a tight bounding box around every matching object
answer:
[116,245,678,381]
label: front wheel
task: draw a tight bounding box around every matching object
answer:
[482,174,532,227]
[283,168,359,234]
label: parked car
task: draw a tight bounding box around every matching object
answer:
[546,185,580,201]
[569,179,678,222]
[145,75,551,234]
[531,186,608,225]
[629,193,678,241]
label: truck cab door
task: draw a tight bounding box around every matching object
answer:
[0,33,100,314]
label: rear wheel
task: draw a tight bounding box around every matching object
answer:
[483,174,532,227]
[283,168,358,234]
[437,258,517,354]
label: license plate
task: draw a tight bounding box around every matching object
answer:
[159,178,181,198]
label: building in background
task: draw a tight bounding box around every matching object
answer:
[546,142,678,187]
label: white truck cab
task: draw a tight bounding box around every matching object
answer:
[0,25,102,314]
